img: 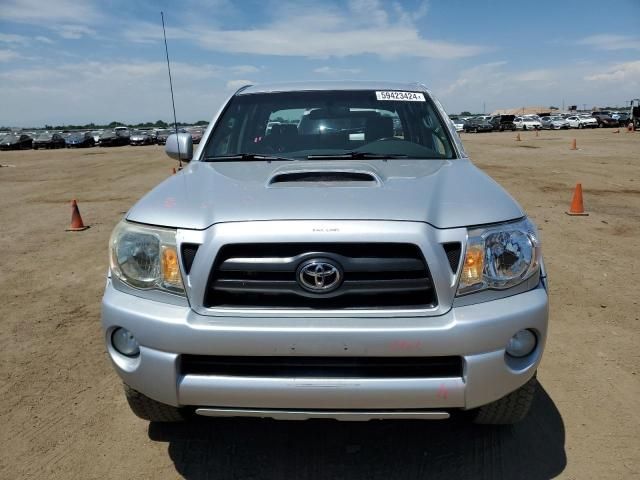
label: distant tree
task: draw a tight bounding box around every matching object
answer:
[194,120,208,126]
[460,111,472,116]
[154,120,169,128]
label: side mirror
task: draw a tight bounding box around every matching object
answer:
[165,133,193,162]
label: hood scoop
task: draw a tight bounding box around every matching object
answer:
[268,170,379,186]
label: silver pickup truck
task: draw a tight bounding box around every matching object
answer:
[102,81,547,425]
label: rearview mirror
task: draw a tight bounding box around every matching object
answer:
[165,133,193,162]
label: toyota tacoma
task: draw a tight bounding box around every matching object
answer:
[102,81,548,424]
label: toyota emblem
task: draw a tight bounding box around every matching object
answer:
[296,259,343,293]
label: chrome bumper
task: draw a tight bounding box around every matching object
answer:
[195,408,450,421]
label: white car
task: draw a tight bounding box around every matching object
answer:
[566,115,598,129]
[449,116,464,132]
[514,117,542,130]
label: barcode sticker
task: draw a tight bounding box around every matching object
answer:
[376,91,425,102]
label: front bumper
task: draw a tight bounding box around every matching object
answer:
[102,281,548,415]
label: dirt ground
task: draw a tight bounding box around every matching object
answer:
[1,128,639,480]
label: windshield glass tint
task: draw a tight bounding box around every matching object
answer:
[204,90,456,159]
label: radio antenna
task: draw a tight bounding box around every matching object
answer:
[161,11,181,169]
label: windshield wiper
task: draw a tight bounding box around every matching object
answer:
[203,153,296,162]
[306,151,409,160]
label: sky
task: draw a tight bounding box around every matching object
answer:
[1,0,639,126]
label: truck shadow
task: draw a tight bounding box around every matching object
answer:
[149,384,565,479]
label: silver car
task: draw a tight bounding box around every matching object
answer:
[541,116,570,130]
[102,81,548,425]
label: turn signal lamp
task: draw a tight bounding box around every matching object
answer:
[162,246,181,286]
[462,243,484,284]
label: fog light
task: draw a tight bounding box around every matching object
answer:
[112,327,140,357]
[506,329,536,358]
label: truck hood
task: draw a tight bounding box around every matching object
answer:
[126,158,524,230]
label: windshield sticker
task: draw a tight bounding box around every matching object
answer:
[376,91,425,102]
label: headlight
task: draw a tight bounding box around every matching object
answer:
[109,221,184,295]
[457,218,540,296]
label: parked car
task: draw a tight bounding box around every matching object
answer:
[188,128,204,144]
[489,115,516,132]
[99,129,130,147]
[540,116,570,130]
[514,117,542,130]
[66,131,95,148]
[449,116,464,132]
[0,133,32,150]
[463,117,493,133]
[103,81,548,426]
[129,130,154,146]
[591,113,619,128]
[611,112,629,125]
[566,115,598,129]
[91,130,104,143]
[32,132,66,149]
[156,129,171,145]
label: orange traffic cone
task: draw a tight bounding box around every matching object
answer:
[66,199,89,231]
[570,138,577,150]
[516,133,521,141]
[566,183,588,216]
[172,167,177,174]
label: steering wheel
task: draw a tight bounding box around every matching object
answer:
[371,136,402,142]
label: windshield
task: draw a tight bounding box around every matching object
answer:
[204,90,456,160]
[36,133,53,140]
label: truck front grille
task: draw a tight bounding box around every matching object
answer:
[181,355,462,378]
[204,243,436,309]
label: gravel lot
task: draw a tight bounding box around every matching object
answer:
[1,129,639,479]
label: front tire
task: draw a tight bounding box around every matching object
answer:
[123,384,189,422]
[472,374,538,425]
